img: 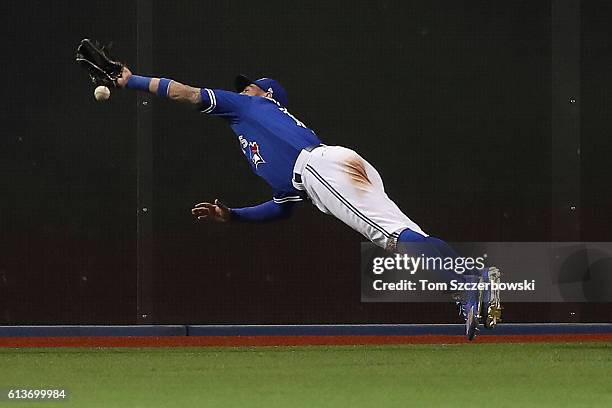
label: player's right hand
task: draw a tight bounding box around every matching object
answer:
[191,199,231,223]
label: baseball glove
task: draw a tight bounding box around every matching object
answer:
[75,38,124,87]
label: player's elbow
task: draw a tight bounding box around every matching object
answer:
[168,83,201,104]
[186,87,202,104]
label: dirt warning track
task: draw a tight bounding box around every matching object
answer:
[1,333,611,347]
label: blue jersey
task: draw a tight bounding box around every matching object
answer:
[199,89,322,203]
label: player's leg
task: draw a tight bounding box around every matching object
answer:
[300,146,426,250]
[301,146,473,284]
[397,228,461,262]
[396,227,483,338]
[399,226,502,333]
[301,145,467,280]
[299,145,498,339]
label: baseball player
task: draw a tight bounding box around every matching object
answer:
[76,39,501,340]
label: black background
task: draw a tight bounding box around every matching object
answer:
[0,0,610,324]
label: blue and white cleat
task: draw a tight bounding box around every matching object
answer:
[455,275,482,341]
[481,267,502,329]
[455,267,502,340]
[465,301,479,341]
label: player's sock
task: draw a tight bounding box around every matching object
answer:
[397,228,460,256]
[397,228,468,283]
[422,236,461,259]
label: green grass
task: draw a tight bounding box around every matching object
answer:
[1,343,611,407]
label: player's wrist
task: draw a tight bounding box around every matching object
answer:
[116,67,132,88]
[126,75,152,91]
[157,78,172,98]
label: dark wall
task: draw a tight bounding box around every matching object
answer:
[1,1,138,323]
[0,1,609,324]
[581,1,612,239]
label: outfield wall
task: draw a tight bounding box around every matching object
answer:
[1,1,611,325]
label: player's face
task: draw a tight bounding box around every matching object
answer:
[240,84,269,98]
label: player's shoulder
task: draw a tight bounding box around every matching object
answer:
[211,89,256,110]
[209,88,251,100]
[252,95,283,108]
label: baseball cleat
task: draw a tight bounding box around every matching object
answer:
[454,275,482,341]
[465,303,479,341]
[481,267,502,329]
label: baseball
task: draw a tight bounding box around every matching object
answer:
[94,86,110,101]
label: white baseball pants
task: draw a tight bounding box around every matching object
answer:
[292,145,427,250]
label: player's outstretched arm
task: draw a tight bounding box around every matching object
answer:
[192,199,296,223]
[117,66,201,105]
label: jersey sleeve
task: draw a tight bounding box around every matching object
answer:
[199,88,250,120]
[272,190,306,204]
[230,199,296,222]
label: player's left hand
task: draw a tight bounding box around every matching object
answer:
[116,66,132,88]
[75,38,125,87]
[191,199,231,222]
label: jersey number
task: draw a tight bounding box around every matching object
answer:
[279,107,307,129]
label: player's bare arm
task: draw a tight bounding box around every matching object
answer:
[117,66,201,104]
[117,67,268,102]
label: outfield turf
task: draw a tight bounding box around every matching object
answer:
[1,343,611,407]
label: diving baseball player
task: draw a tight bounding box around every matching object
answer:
[76,39,501,340]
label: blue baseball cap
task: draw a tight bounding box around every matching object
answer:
[235,74,289,107]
